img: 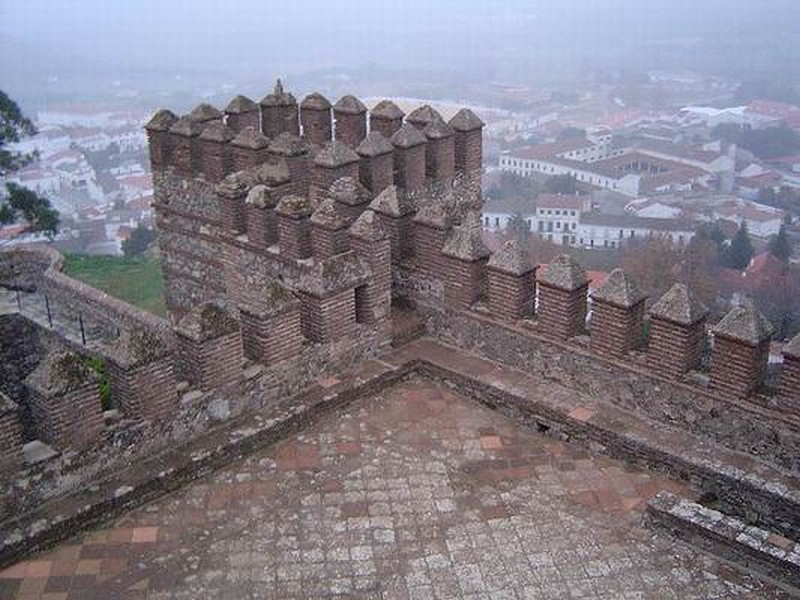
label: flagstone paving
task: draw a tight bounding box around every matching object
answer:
[0,377,790,598]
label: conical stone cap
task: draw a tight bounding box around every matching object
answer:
[407,105,442,129]
[225,95,258,114]
[391,123,427,149]
[712,299,774,345]
[423,116,454,140]
[349,209,387,242]
[314,140,360,167]
[246,184,278,209]
[145,109,179,131]
[449,108,484,131]
[538,254,589,291]
[357,131,394,157]
[261,79,296,106]
[369,185,414,217]
[487,239,534,275]
[413,201,451,229]
[785,332,800,359]
[169,116,204,137]
[301,92,332,110]
[592,268,647,308]
[649,283,708,325]
[371,100,404,120]
[310,198,347,229]
[231,126,270,150]
[328,176,370,206]
[188,103,222,123]
[442,212,490,261]
[199,121,236,143]
[334,95,367,114]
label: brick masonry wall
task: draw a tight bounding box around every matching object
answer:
[487,269,535,321]
[310,225,349,259]
[146,131,170,170]
[0,408,23,479]
[370,115,402,140]
[537,284,588,339]
[444,257,486,310]
[710,337,770,398]
[277,215,312,260]
[358,153,394,196]
[376,213,414,265]
[393,145,426,192]
[420,306,800,474]
[426,136,455,183]
[29,384,103,451]
[335,112,367,148]
[647,317,706,377]
[778,355,799,408]
[245,205,278,249]
[168,133,194,176]
[301,108,332,146]
[177,330,243,391]
[350,237,392,336]
[199,140,232,183]
[240,309,304,365]
[220,190,247,235]
[108,358,177,422]
[454,128,483,201]
[412,223,448,279]
[311,162,359,204]
[261,105,299,138]
[300,290,357,343]
[225,111,259,134]
[590,300,646,357]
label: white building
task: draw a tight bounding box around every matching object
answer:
[577,213,695,250]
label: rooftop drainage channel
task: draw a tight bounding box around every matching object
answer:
[646,491,800,593]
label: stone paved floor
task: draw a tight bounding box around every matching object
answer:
[0,377,791,599]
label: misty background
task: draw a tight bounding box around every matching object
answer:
[2,0,799,112]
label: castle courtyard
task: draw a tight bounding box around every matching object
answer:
[0,377,788,599]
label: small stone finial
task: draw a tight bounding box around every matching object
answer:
[245,184,278,209]
[356,131,394,157]
[275,78,284,95]
[712,299,774,345]
[538,254,589,291]
[369,185,414,217]
[231,126,270,149]
[328,176,370,206]
[649,283,708,325]
[313,140,360,168]
[275,194,313,218]
[487,239,534,275]
[145,109,179,131]
[349,209,387,241]
[390,123,427,149]
[188,103,223,123]
[225,95,258,114]
[334,95,367,114]
[198,121,236,143]
[310,197,347,229]
[423,115,454,140]
[448,108,485,132]
[442,213,490,262]
[592,268,647,308]
[169,115,204,137]
[216,170,250,198]
[371,100,405,120]
[261,79,296,106]
[301,92,332,110]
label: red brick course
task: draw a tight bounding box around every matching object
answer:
[537,283,588,340]
[710,337,770,398]
[648,317,707,377]
[590,300,646,357]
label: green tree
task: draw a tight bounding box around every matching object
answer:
[768,224,792,263]
[0,183,59,237]
[121,224,157,257]
[544,174,577,195]
[724,222,754,270]
[0,90,60,237]
[506,213,531,242]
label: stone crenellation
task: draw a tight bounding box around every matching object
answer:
[2,79,800,572]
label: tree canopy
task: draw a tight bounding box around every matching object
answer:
[0,90,60,237]
[121,224,157,257]
[768,224,792,263]
[723,222,754,270]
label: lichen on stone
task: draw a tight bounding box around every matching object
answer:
[592,268,647,308]
[649,283,708,325]
[538,254,589,291]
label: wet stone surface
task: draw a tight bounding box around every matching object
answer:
[0,377,790,599]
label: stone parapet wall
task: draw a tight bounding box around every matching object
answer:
[590,300,646,357]
[28,384,103,451]
[107,358,177,422]
[0,398,23,480]
[711,337,770,398]
[648,317,706,377]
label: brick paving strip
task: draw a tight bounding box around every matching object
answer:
[1,338,799,596]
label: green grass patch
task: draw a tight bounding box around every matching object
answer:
[63,253,167,317]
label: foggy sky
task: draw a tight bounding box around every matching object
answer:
[1,0,798,106]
